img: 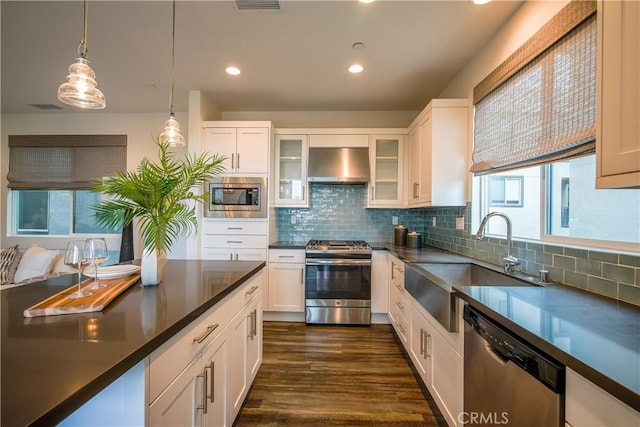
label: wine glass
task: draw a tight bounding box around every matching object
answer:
[85,238,109,290]
[64,240,92,299]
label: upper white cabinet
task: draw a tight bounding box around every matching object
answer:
[368,135,405,207]
[596,0,640,188]
[273,135,309,207]
[203,123,271,175]
[407,99,468,207]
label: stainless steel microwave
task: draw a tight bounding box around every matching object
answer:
[204,177,267,218]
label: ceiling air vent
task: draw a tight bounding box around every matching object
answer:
[30,104,63,110]
[235,0,280,11]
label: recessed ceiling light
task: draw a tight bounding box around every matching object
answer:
[348,64,364,74]
[359,0,374,3]
[472,0,491,4]
[226,66,241,76]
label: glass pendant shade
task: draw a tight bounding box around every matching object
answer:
[159,113,185,147]
[57,57,106,109]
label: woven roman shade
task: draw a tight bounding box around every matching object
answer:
[471,0,597,175]
[7,135,127,189]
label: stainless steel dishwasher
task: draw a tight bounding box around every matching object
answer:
[463,305,564,426]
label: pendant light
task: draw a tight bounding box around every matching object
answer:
[159,0,185,147]
[57,0,106,109]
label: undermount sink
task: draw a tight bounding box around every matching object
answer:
[415,262,541,287]
[404,262,541,333]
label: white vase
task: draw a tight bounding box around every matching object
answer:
[141,249,167,286]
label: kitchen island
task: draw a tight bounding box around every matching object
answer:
[1,259,265,426]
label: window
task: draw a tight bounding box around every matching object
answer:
[474,155,640,248]
[490,176,524,207]
[11,190,119,236]
[7,135,126,238]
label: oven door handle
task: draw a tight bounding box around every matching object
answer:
[305,259,372,266]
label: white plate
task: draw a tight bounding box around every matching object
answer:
[84,265,141,280]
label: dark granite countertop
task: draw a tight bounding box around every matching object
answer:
[1,259,265,427]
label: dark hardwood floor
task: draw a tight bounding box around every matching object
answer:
[235,321,447,427]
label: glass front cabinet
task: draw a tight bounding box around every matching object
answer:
[274,135,309,207]
[368,135,405,207]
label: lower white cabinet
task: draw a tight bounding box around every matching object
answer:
[149,334,228,427]
[565,368,639,427]
[229,292,262,421]
[267,249,305,312]
[148,270,263,427]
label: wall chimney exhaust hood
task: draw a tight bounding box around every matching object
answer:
[307,147,370,184]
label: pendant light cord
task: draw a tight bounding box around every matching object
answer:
[169,0,176,115]
[78,0,89,58]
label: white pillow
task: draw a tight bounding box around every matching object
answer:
[51,252,73,273]
[13,245,58,284]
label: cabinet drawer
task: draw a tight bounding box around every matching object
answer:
[268,249,305,263]
[202,220,268,235]
[203,235,268,249]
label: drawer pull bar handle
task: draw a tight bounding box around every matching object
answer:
[246,285,259,296]
[278,255,295,258]
[207,361,215,404]
[202,367,209,414]
[420,328,424,355]
[227,240,243,243]
[227,227,244,230]
[193,324,219,344]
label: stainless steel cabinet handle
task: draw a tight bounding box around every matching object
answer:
[302,185,306,200]
[247,309,257,340]
[227,240,243,243]
[235,253,239,261]
[229,253,233,261]
[207,361,215,404]
[413,182,419,198]
[237,153,240,169]
[278,255,295,258]
[425,333,431,359]
[231,153,235,169]
[227,227,243,230]
[246,285,259,296]
[202,367,209,414]
[420,328,424,355]
[371,186,374,200]
[193,324,219,344]
[391,263,396,280]
[300,268,304,284]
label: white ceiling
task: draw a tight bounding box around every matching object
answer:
[1,0,522,115]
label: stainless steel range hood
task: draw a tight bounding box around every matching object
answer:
[307,147,370,184]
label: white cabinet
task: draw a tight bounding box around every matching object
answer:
[148,271,263,427]
[368,135,405,207]
[596,0,640,188]
[267,249,305,312]
[388,255,409,345]
[201,220,268,262]
[229,286,262,421]
[565,368,639,427]
[371,250,388,314]
[407,99,468,207]
[203,125,270,175]
[273,135,309,207]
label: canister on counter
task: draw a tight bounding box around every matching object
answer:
[394,225,408,246]
[406,231,422,248]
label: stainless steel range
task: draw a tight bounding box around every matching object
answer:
[304,240,372,325]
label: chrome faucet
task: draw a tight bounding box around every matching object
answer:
[475,212,520,274]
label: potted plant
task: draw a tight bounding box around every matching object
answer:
[92,137,225,285]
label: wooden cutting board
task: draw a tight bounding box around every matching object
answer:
[23,274,141,318]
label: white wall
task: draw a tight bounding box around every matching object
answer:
[437,0,570,202]
[0,111,191,259]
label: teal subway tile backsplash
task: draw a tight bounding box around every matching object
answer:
[276,185,427,242]
[274,187,640,306]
